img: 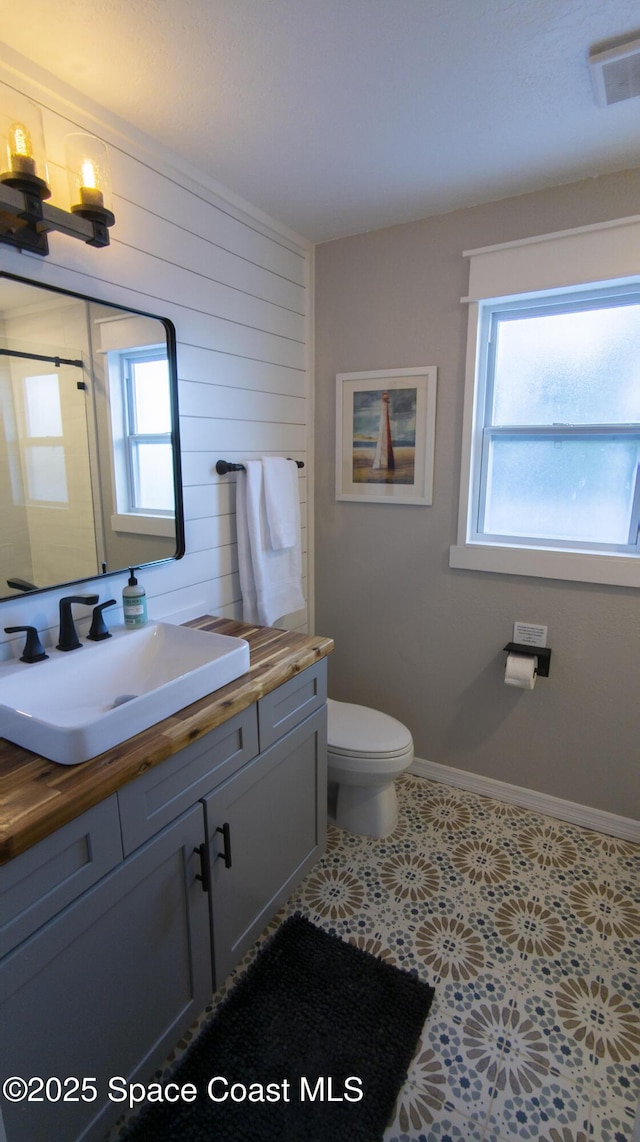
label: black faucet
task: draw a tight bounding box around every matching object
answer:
[57,595,99,651]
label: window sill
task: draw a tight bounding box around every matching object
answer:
[111,513,175,539]
[449,542,640,589]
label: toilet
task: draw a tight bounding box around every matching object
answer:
[326,698,414,838]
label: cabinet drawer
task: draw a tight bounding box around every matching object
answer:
[258,659,327,750]
[0,796,122,958]
[118,706,259,855]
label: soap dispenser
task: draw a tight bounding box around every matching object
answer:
[123,568,147,627]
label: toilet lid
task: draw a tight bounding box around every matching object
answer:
[327,698,413,758]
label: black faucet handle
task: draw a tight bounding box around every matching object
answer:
[87,599,117,641]
[4,625,49,663]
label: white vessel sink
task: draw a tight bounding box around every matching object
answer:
[0,623,250,765]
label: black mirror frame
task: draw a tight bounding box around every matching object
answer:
[0,271,185,601]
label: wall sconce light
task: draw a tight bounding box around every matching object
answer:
[0,94,115,256]
[65,133,115,228]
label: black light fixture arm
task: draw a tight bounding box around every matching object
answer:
[0,181,113,256]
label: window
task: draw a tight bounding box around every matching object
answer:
[113,348,175,517]
[473,290,640,552]
[450,216,640,588]
[122,349,174,513]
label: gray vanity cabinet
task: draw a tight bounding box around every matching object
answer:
[118,659,328,988]
[0,657,328,1142]
[205,707,326,984]
[0,803,211,1142]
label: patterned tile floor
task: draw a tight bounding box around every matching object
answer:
[109,774,640,1142]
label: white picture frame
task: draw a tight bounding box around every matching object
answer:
[335,366,437,504]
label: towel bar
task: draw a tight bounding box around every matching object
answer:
[216,459,304,475]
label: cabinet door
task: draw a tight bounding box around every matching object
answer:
[0,804,210,1142]
[204,708,326,987]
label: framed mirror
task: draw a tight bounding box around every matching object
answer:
[0,271,184,601]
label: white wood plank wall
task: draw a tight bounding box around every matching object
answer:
[0,63,314,660]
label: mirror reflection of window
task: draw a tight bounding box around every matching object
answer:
[121,349,175,515]
[129,356,171,433]
[133,440,174,511]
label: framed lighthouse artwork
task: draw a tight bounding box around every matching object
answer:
[335,367,437,504]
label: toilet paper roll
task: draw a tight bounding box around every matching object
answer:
[505,653,537,690]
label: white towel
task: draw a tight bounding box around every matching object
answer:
[236,459,305,626]
[263,457,298,549]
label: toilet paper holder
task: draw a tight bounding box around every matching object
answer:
[503,642,551,677]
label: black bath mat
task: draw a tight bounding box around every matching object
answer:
[123,913,434,1142]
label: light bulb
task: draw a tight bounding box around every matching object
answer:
[81,158,97,188]
[65,132,114,225]
[8,120,36,176]
[78,157,104,208]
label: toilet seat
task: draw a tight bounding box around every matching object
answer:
[327,698,413,759]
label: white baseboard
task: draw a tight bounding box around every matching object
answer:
[410,758,639,842]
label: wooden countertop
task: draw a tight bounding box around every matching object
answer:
[0,617,333,864]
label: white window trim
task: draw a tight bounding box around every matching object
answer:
[110,512,175,539]
[450,216,640,589]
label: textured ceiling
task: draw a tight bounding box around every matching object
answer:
[1,0,639,242]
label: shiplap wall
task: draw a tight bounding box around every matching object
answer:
[0,56,313,660]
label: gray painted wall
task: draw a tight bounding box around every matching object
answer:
[314,169,640,820]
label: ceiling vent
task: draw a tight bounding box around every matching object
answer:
[589,36,640,106]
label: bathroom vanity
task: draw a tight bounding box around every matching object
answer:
[0,616,332,1142]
